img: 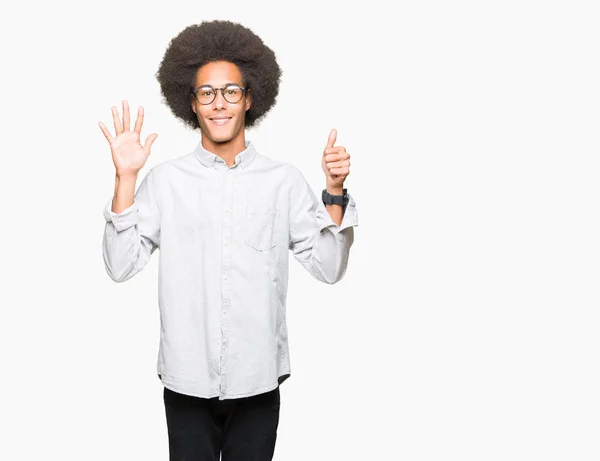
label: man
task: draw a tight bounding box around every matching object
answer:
[99,20,358,461]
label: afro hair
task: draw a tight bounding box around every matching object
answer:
[155,20,282,130]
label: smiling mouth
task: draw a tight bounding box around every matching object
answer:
[209,117,232,126]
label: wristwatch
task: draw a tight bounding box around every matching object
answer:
[322,188,349,208]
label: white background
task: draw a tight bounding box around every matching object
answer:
[2,0,599,459]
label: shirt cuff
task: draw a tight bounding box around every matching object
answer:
[102,197,139,232]
[318,192,359,236]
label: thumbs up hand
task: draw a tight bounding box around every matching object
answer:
[321,128,351,190]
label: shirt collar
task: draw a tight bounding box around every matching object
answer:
[193,140,258,169]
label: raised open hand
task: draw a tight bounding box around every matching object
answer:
[99,100,158,177]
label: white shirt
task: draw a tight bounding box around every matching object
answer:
[102,140,358,400]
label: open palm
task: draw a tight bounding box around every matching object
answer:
[99,100,158,177]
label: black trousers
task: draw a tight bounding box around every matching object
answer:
[163,385,281,461]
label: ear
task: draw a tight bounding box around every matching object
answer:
[190,94,197,114]
[245,89,252,112]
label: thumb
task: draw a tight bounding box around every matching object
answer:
[326,128,337,148]
[143,133,158,154]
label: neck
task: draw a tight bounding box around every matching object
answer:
[201,134,247,167]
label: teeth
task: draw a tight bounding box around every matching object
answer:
[211,118,230,125]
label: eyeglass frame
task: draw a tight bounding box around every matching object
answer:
[190,83,249,105]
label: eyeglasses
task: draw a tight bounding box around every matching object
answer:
[191,84,248,105]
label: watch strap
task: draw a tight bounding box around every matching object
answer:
[322,188,348,206]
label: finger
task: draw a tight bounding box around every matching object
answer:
[326,159,350,169]
[112,106,123,136]
[325,152,350,162]
[98,121,114,143]
[326,128,337,149]
[133,106,144,133]
[329,167,349,176]
[122,100,131,132]
[324,146,347,155]
[143,133,159,155]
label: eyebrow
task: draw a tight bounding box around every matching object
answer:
[197,82,242,88]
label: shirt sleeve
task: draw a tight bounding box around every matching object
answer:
[288,166,358,284]
[102,167,161,282]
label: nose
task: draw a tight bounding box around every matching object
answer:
[213,89,227,109]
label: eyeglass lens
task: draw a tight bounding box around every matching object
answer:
[195,85,244,104]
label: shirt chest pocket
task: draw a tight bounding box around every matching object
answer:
[244,207,279,251]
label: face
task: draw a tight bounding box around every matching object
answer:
[190,60,252,146]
